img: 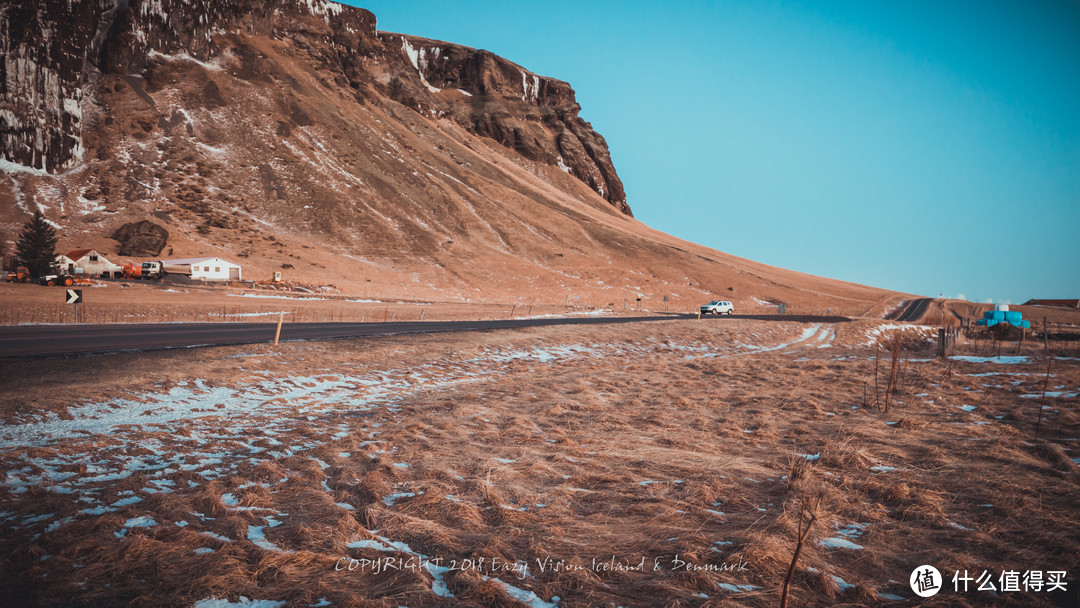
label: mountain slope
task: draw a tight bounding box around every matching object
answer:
[1,0,904,313]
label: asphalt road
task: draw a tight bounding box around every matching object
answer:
[0,313,851,358]
[889,298,933,322]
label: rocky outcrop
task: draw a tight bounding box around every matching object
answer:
[98,0,376,75]
[0,0,373,174]
[377,34,629,214]
[110,219,169,256]
[0,1,120,172]
[0,0,629,215]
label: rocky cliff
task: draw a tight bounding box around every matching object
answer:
[0,0,627,212]
[0,0,113,172]
[378,33,629,214]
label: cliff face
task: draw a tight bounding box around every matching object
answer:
[378,34,629,214]
[0,0,627,213]
[0,0,115,172]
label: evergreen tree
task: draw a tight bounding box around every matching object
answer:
[16,211,59,278]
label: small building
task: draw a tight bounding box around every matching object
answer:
[59,249,121,276]
[163,257,242,281]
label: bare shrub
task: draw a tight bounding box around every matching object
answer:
[884,332,903,413]
[787,454,809,487]
[780,477,829,608]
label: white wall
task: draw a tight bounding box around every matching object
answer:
[187,259,241,281]
[71,252,120,276]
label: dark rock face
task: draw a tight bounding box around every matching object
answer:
[1,0,373,174]
[0,0,630,215]
[110,220,169,256]
[377,34,629,214]
[0,1,119,172]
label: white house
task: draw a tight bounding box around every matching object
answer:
[54,254,76,271]
[59,249,121,276]
[163,257,242,281]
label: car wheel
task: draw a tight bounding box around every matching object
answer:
[64,277,74,286]
[46,279,56,286]
[727,310,733,315]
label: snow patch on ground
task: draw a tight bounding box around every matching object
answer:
[818,537,863,550]
[951,355,1031,364]
[196,142,228,157]
[148,50,223,71]
[737,324,824,354]
[831,575,855,591]
[382,492,416,506]
[247,524,286,552]
[1020,391,1078,399]
[227,293,328,301]
[819,523,868,550]
[482,575,557,607]
[864,323,936,346]
[717,582,759,593]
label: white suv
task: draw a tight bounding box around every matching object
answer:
[700,300,735,315]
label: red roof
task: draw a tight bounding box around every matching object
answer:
[65,249,95,261]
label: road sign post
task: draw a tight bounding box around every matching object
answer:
[66,289,83,323]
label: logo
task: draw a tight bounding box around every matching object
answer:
[911,565,942,597]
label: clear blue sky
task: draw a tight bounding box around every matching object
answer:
[347,0,1079,303]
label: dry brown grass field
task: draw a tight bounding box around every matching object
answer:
[0,280,883,326]
[1,319,1078,607]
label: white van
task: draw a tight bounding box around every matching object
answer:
[700,300,735,315]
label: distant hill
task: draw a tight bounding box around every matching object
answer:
[1023,300,1079,309]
